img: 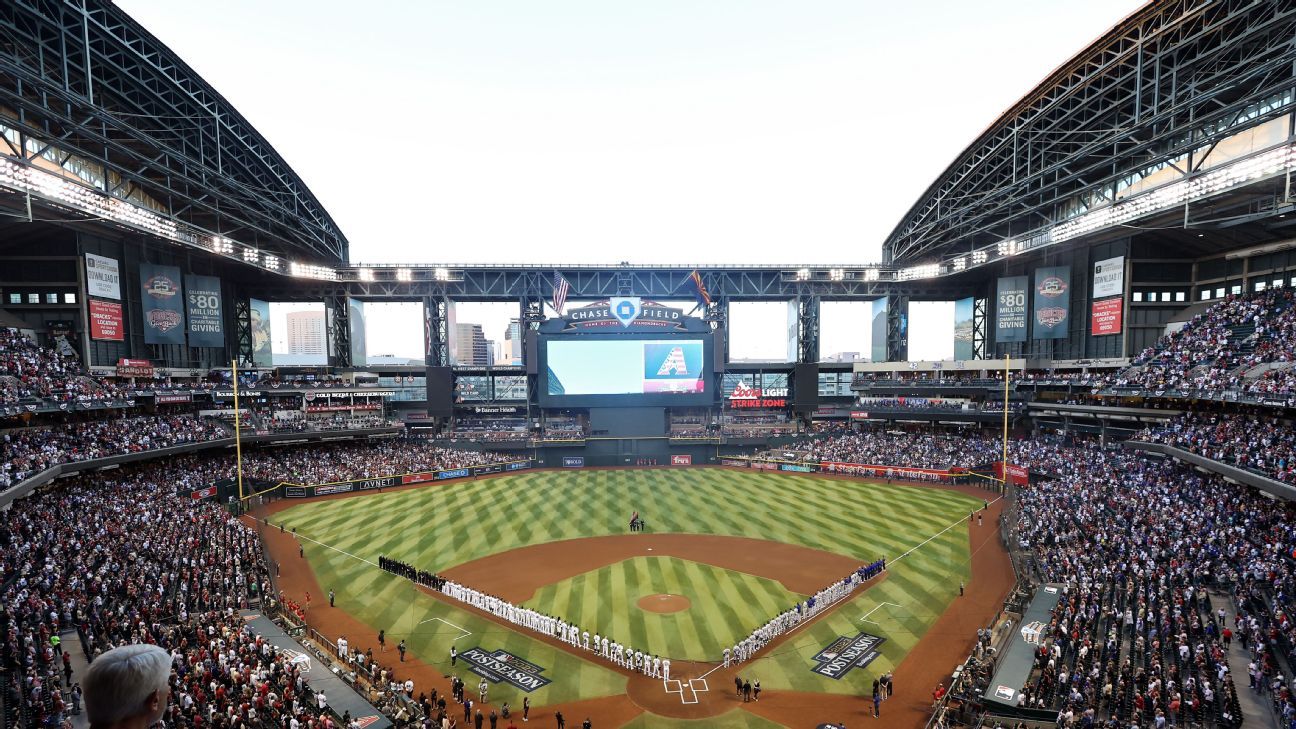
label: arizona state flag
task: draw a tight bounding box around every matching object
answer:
[688,270,712,306]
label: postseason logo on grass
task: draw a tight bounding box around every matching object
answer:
[458,647,552,692]
[810,632,887,680]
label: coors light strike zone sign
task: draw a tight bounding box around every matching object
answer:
[727,381,788,409]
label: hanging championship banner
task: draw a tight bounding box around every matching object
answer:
[995,276,1028,343]
[185,275,224,348]
[1032,266,1070,340]
[85,253,121,300]
[139,264,186,344]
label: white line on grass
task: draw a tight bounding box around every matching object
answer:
[890,496,1002,565]
[858,601,904,624]
[294,532,379,567]
[417,616,471,640]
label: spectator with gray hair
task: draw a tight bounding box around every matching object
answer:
[82,644,171,729]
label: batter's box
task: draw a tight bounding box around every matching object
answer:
[663,677,710,704]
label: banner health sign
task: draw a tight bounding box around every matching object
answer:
[185,275,224,347]
[811,632,887,679]
[139,264,186,344]
[1032,266,1071,340]
[458,647,552,692]
[995,277,1028,343]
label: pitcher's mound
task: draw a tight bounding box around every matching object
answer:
[637,594,691,614]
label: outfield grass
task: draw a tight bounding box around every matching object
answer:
[281,468,981,708]
[524,556,806,661]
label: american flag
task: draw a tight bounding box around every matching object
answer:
[552,272,571,315]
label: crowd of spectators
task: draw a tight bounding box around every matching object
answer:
[853,397,1024,413]
[799,431,1001,469]
[1138,411,1296,483]
[0,327,122,405]
[0,434,523,729]
[852,372,1000,387]
[239,441,520,486]
[0,462,271,729]
[1,415,229,488]
[971,435,1296,728]
[1104,289,1296,393]
[447,417,530,442]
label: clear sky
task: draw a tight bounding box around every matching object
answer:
[119,0,1145,361]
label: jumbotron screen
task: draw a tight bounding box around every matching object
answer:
[539,335,712,406]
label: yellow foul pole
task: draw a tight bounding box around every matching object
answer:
[1002,354,1010,490]
[232,359,245,501]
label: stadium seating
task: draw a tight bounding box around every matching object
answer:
[1104,289,1296,394]
[1138,411,1296,483]
[997,438,1274,727]
[1,415,229,488]
[798,432,1001,470]
[0,440,516,729]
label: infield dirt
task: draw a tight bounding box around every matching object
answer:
[250,472,1012,727]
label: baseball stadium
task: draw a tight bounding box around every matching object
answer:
[2,1,1296,728]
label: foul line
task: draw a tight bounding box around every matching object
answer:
[891,496,1002,565]
[859,601,904,624]
[293,531,379,567]
[418,616,471,640]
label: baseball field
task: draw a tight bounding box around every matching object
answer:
[265,467,1003,727]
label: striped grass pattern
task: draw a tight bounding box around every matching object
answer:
[280,468,980,708]
[525,556,805,661]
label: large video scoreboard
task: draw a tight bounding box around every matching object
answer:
[538,332,714,407]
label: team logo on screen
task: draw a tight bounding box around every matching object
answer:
[657,346,690,375]
[609,297,642,328]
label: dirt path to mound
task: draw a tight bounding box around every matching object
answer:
[251,472,1013,728]
[443,533,863,602]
